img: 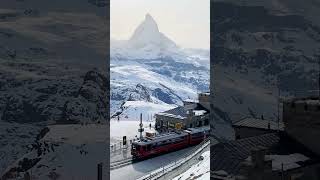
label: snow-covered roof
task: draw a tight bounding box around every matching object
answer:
[156,104,208,120]
[199,92,210,96]
[185,126,210,134]
[193,110,207,116]
[183,99,199,103]
[283,96,320,105]
[157,112,186,120]
[233,118,284,131]
[211,133,320,176]
[267,154,309,171]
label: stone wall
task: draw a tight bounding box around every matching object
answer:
[283,99,320,156]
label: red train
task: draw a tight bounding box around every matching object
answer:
[131,126,209,159]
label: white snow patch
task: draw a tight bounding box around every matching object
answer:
[172,150,210,180]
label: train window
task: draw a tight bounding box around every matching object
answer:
[161,140,171,146]
[173,136,185,143]
[152,143,158,149]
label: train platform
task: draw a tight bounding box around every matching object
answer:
[110,145,132,162]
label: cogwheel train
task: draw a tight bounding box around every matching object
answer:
[131,126,209,159]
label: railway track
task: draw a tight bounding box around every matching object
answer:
[110,157,134,170]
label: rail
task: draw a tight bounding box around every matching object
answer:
[110,157,133,170]
[136,138,210,180]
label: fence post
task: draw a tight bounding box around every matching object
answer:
[97,163,103,180]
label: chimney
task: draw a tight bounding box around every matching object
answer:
[251,146,267,168]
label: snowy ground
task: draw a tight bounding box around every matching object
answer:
[114,101,176,121]
[0,121,42,176]
[2,124,108,180]
[110,119,156,145]
[110,146,196,180]
[172,151,210,180]
[43,124,107,145]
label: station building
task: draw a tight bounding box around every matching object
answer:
[155,92,210,130]
[211,96,320,180]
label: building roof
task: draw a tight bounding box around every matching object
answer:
[283,96,320,105]
[185,126,210,134]
[211,132,320,176]
[199,92,210,96]
[232,118,284,131]
[157,103,208,120]
[183,99,199,103]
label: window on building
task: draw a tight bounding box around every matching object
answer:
[199,121,203,127]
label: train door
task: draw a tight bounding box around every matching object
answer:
[147,144,151,151]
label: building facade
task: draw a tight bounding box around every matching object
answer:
[283,97,320,156]
[155,92,210,130]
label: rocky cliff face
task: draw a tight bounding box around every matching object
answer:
[213,1,320,93]
[0,1,108,176]
[59,70,108,124]
[0,61,107,125]
[211,0,320,139]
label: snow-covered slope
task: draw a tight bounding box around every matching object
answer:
[2,124,107,180]
[110,14,209,118]
[172,151,210,180]
[0,1,108,178]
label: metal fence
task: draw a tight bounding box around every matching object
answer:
[110,138,135,153]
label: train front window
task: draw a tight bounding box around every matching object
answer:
[132,144,138,151]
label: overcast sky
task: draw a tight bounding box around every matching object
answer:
[111,0,210,49]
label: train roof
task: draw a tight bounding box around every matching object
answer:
[132,126,210,146]
[133,131,188,145]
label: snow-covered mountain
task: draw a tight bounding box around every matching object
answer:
[128,13,177,50]
[210,0,320,140]
[111,14,209,119]
[0,2,108,179]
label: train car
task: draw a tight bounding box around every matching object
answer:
[131,126,209,159]
[131,131,189,159]
[185,126,210,145]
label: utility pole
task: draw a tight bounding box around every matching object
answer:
[318,52,320,99]
[277,77,280,133]
[138,113,144,140]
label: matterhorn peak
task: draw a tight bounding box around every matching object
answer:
[128,13,177,50]
[145,13,154,22]
[129,13,159,41]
